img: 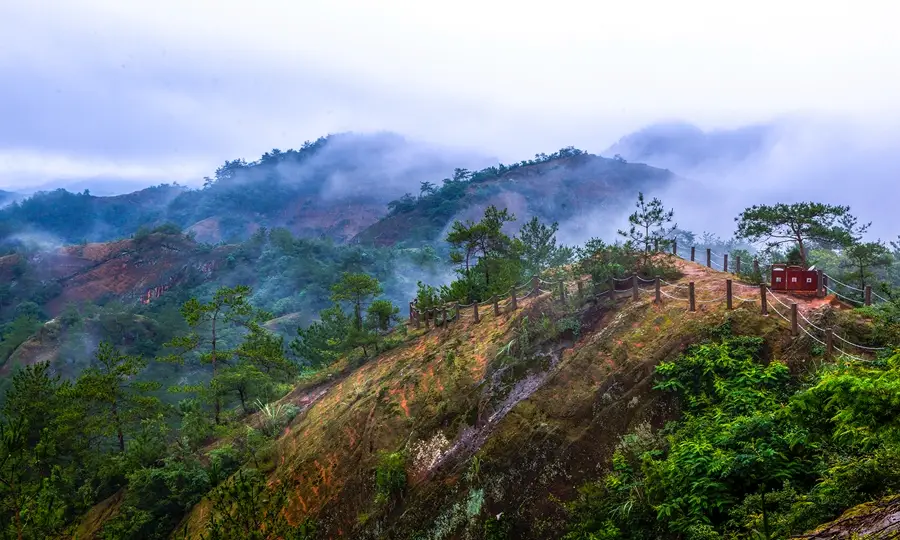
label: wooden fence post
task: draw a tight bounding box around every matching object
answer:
[825,329,834,359]
[791,303,799,336]
[424,310,431,329]
[559,281,566,304]
[736,255,741,275]
[473,302,480,323]
[817,270,825,298]
[654,238,659,252]
[689,282,696,311]
[760,284,768,315]
[823,274,829,291]
[726,279,733,310]
[865,285,872,306]
[724,253,728,273]
[493,296,500,317]
[609,277,615,301]
[632,274,639,301]
[442,306,448,326]
[690,246,695,262]
[655,277,661,304]
[414,309,421,329]
[672,240,677,255]
[454,302,460,322]
[532,276,540,296]
[706,248,711,268]
[510,288,518,311]
[753,258,760,276]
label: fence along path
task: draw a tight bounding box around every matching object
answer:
[671,242,891,307]
[409,245,891,361]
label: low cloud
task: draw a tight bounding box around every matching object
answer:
[0,148,209,194]
[205,132,495,205]
[609,115,900,243]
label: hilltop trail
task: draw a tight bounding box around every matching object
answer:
[671,258,847,317]
[167,254,873,540]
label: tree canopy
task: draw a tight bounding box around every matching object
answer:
[735,202,867,267]
[618,192,676,258]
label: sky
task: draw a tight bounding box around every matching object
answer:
[2,0,899,193]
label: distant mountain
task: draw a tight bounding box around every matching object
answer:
[0,189,21,207]
[17,178,170,197]
[0,132,493,245]
[604,120,776,172]
[356,148,675,247]
[0,132,679,252]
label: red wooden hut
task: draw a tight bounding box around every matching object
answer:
[770,263,818,292]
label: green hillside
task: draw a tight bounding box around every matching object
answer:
[2,159,900,539]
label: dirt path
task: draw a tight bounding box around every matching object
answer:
[670,258,847,317]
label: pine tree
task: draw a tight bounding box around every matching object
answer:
[735,202,868,268]
[74,342,162,452]
[618,192,676,265]
[165,286,267,424]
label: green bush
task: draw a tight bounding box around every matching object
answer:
[374,451,407,504]
[101,458,211,540]
[565,333,900,539]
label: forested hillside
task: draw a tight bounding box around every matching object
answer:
[3,176,900,539]
[357,147,674,246]
[0,132,488,246]
[0,139,676,251]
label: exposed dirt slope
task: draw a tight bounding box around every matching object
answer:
[167,258,848,539]
[0,234,231,317]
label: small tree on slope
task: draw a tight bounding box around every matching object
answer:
[618,192,676,265]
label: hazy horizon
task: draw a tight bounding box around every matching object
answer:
[2,1,900,238]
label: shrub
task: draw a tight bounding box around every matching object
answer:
[374,451,407,503]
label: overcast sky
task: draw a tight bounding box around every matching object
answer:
[2,0,899,192]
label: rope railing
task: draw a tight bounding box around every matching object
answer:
[826,286,861,305]
[407,245,893,362]
[659,289,688,300]
[765,284,887,354]
[665,242,894,310]
[696,295,728,304]
[824,274,865,292]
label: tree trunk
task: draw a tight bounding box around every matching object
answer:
[14,492,22,540]
[644,222,650,253]
[797,236,807,267]
[112,398,125,452]
[212,315,221,425]
[859,262,866,292]
[238,389,248,415]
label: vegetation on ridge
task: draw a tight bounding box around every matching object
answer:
[3,171,900,539]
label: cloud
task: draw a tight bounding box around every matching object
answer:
[611,116,900,242]
[190,132,495,206]
[3,1,900,193]
[0,149,210,192]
